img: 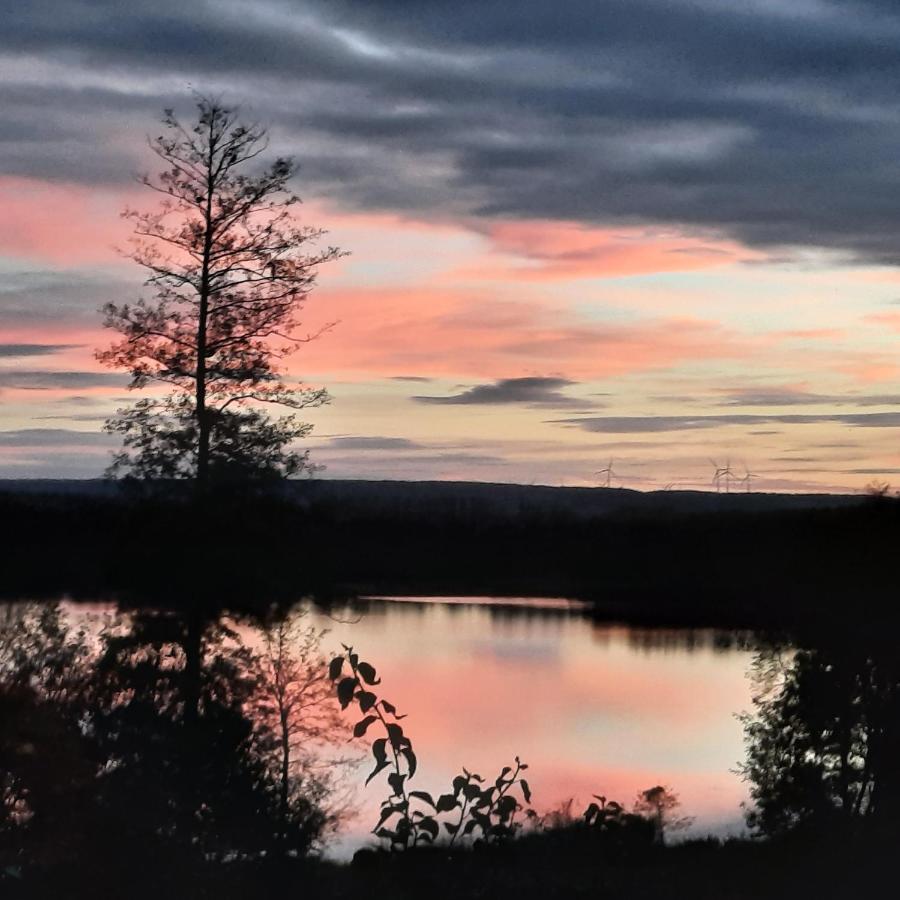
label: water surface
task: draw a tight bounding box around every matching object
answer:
[305,596,756,855]
[4,595,759,860]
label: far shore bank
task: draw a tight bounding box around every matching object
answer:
[1,478,895,631]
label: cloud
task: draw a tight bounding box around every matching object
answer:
[0,269,137,325]
[0,371,126,390]
[465,220,756,279]
[0,177,130,264]
[8,2,900,259]
[414,376,589,408]
[716,388,900,407]
[0,343,79,357]
[53,394,128,407]
[553,413,900,433]
[327,451,504,467]
[326,435,425,450]
[0,428,112,447]
[35,414,112,422]
[7,2,900,492]
[301,288,756,378]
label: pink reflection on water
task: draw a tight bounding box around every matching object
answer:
[309,598,755,858]
[361,595,589,610]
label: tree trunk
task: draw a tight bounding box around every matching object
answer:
[195,121,217,491]
[184,609,203,727]
[279,706,290,847]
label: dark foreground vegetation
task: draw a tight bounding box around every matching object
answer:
[3,586,899,899]
[6,830,897,900]
[1,481,897,629]
[3,475,898,900]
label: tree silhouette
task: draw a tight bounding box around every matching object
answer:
[0,603,343,879]
[87,611,281,858]
[97,96,344,486]
[247,611,358,852]
[741,639,900,836]
[632,785,692,844]
[0,605,94,868]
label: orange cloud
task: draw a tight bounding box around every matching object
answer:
[865,311,900,332]
[837,360,900,383]
[0,177,133,265]
[773,328,845,341]
[0,182,838,392]
[297,286,762,379]
[458,220,759,281]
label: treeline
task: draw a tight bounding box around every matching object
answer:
[3,486,900,628]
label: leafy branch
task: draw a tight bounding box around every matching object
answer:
[329,646,535,851]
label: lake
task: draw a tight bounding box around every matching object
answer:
[303,596,757,855]
[3,595,764,860]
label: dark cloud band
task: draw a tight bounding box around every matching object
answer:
[414,376,591,408]
[554,413,900,433]
[0,371,126,390]
[0,344,78,358]
[7,2,900,259]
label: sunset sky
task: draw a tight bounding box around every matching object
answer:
[5,1,900,490]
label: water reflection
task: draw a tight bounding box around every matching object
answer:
[306,597,756,855]
[1,602,353,879]
[4,594,896,881]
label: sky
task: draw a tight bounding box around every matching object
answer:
[4,1,900,490]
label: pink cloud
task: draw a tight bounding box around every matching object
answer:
[0,182,855,395]
[773,328,845,341]
[865,311,900,332]
[459,220,759,281]
[837,360,900,383]
[298,287,763,379]
[1,284,766,386]
[0,177,133,265]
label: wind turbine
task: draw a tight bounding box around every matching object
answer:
[710,458,734,493]
[710,459,725,493]
[739,466,759,493]
[721,459,734,493]
[595,458,616,488]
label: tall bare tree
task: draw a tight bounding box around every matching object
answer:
[98,96,344,486]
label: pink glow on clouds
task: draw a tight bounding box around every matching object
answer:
[0,178,849,389]
[0,325,100,350]
[0,177,133,265]
[838,360,900,383]
[299,287,764,379]
[773,328,846,341]
[4,177,900,489]
[865,311,900,331]
[463,219,761,280]
[0,176,757,285]
[0,180,460,275]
